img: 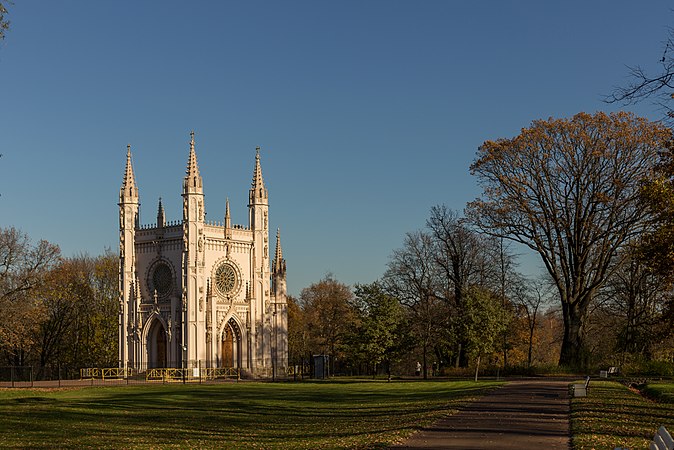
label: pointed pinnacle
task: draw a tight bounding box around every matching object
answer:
[185,131,201,178]
[225,197,231,228]
[121,144,138,198]
[251,146,265,189]
[275,228,283,262]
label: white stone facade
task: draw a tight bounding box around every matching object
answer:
[118,133,288,377]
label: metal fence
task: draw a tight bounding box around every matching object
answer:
[0,366,35,387]
[0,362,313,388]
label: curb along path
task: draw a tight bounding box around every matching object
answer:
[392,380,571,450]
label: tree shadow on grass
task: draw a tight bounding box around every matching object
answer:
[0,381,500,449]
[572,381,674,449]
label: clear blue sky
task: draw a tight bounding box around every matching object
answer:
[0,1,669,296]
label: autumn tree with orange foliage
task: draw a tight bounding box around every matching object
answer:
[0,227,61,366]
[299,275,357,375]
[638,139,674,277]
[34,253,119,376]
[468,112,670,368]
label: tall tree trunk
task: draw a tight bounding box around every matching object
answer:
[330,342,335,377]
[455,342,463,368]
[559,300,588,368]
[474,355,481,382]
[527,324,535,368]
[422,345,428,380]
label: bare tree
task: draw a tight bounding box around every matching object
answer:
[468,111,670,368]
[595,246,673,362]
[606,28,674,123]
[0,2,12,41]
[511,276,552,368]
[426,206,492,307]
[426,205,505,367]
[383,230,447,379]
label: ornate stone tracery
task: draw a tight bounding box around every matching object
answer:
[144,259,176,303]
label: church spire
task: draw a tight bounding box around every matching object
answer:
[224,197,232,239]
[183,130,203,193]
[273,228,286,276]
[272,227,287,300]
[249,146,268,206]
[251,146,265,190]
[118,143,140,367]
[157,197,165,227]
[225,198,231,228]
[274,228,283,264]
[120,144,139,202]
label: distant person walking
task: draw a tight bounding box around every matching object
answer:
[415,361,421,376]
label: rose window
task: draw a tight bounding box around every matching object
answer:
[152,264,173,297]
[215,263,238,296]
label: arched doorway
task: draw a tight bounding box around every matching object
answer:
[220,319,241,368]
[148,319,167,369]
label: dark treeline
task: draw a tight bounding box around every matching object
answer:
[288,205,674,377]
[287,212,564,379]
[0,227,118,378]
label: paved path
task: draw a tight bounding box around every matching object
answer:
[392,380,571,450]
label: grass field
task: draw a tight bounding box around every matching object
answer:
[0,379,502,449]
[571,380,674,449]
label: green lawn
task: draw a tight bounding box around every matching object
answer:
[0,380,501,449]
[643,382,674,403]
[571,380,674,450]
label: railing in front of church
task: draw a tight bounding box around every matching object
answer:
[0,362,301,387]
[78,364,241,383]
[145,367,240,382]
[80,367,132,380]
[80,361,243,383]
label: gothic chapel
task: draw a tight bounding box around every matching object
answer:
[118,132,288,377]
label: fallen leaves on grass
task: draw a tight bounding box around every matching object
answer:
[571,380,674,450]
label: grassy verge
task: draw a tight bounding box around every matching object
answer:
[642,382,674,403]
[0,379,501,449]
[571,380,674,449]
